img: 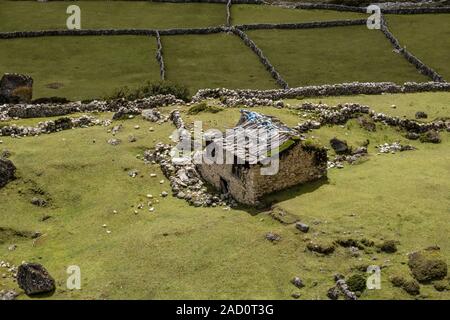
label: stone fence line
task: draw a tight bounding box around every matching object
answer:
[274,2,450,14]
[192,81,450,101]
[155,31,166,80]
[226,0,232,27]
[235,19,367,30]
[230,27,289,89]
[380,15,444,82]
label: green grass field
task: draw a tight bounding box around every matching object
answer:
[0,1,226,31]
[232,4,367,25]
[0,1,445,99]
[0,36,160,100]
[1,92,449,299]
[162,33,278,93]
[247,25,428,87]
[386,14,450,81]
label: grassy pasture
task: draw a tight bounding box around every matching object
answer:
[162,33,278,93]
[386,14,450,81]
[0,1,226,31]
[247,26,428,87]
[0,36,160,100]
[1,93,449,299]
[232,4,367,25]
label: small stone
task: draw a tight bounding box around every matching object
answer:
[159,180,164,184]
[295,222,309,233]
[161,191,168,197]
[291,277,305,288]
[134,125,140,130]
[265,232,281,242]
[8,244,17,251]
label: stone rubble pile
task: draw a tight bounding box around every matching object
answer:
[290,102,450,134]
[219,95,284,108]
[144,143,236,208]
[142,108,167,123]
[0,94,183,120]
[327,147,368,169]
[0,115,111,137]
[169,109,186,129]
[376,142,416,153]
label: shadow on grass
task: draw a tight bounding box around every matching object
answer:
[239,177,330,216]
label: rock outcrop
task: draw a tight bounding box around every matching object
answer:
[0,157,16,188]
[0,73,33,103]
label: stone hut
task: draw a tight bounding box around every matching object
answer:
[196,110,327,205]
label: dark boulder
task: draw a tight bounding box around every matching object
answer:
[379,240,398,253]
[0,73,33,103]
[405,132,420,140]
[307,241,335,255]
[329,137,349,154]
[17,263,56,296]
[420,130,441,143]
[327,286,340,300]
[0,157,16,188]
[357,116,376,132]
[295,222,309,233]
[415,111,428,119]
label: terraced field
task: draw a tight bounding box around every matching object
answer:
[1,1,449,99]
[386,14,450,80]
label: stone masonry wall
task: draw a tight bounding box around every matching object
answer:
[197,142,327,205]
[248,143,327,202]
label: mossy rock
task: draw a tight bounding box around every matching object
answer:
[390,275,420,295]
[306,241,335,255]
[433,280,449,292]
[379,240,398,253]
[408,250,448,283]
[346,274,367,293]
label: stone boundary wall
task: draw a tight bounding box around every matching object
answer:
[274,2,450,14]
[380,15,444,82]
[236,19,366,30]
[0,95,184,120]
[0,27,228,39]
[226,0,232,27]
[277,3,367,13]
[155,31,166,80]
[380,7,450,14]
[230,27,289,89]
[192,81,450,101]
[151,0,263,3]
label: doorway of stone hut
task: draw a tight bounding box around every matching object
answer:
[219,177,229,194]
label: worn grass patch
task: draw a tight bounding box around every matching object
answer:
[0,1,226,31]
[1,94,449,299]
[386,14,450,81]
[0,36,160,100]
[247,26,428,86]
[162,33,278,93]
[232,4,367,25]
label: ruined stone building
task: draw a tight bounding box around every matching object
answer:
[196,110,327,205]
